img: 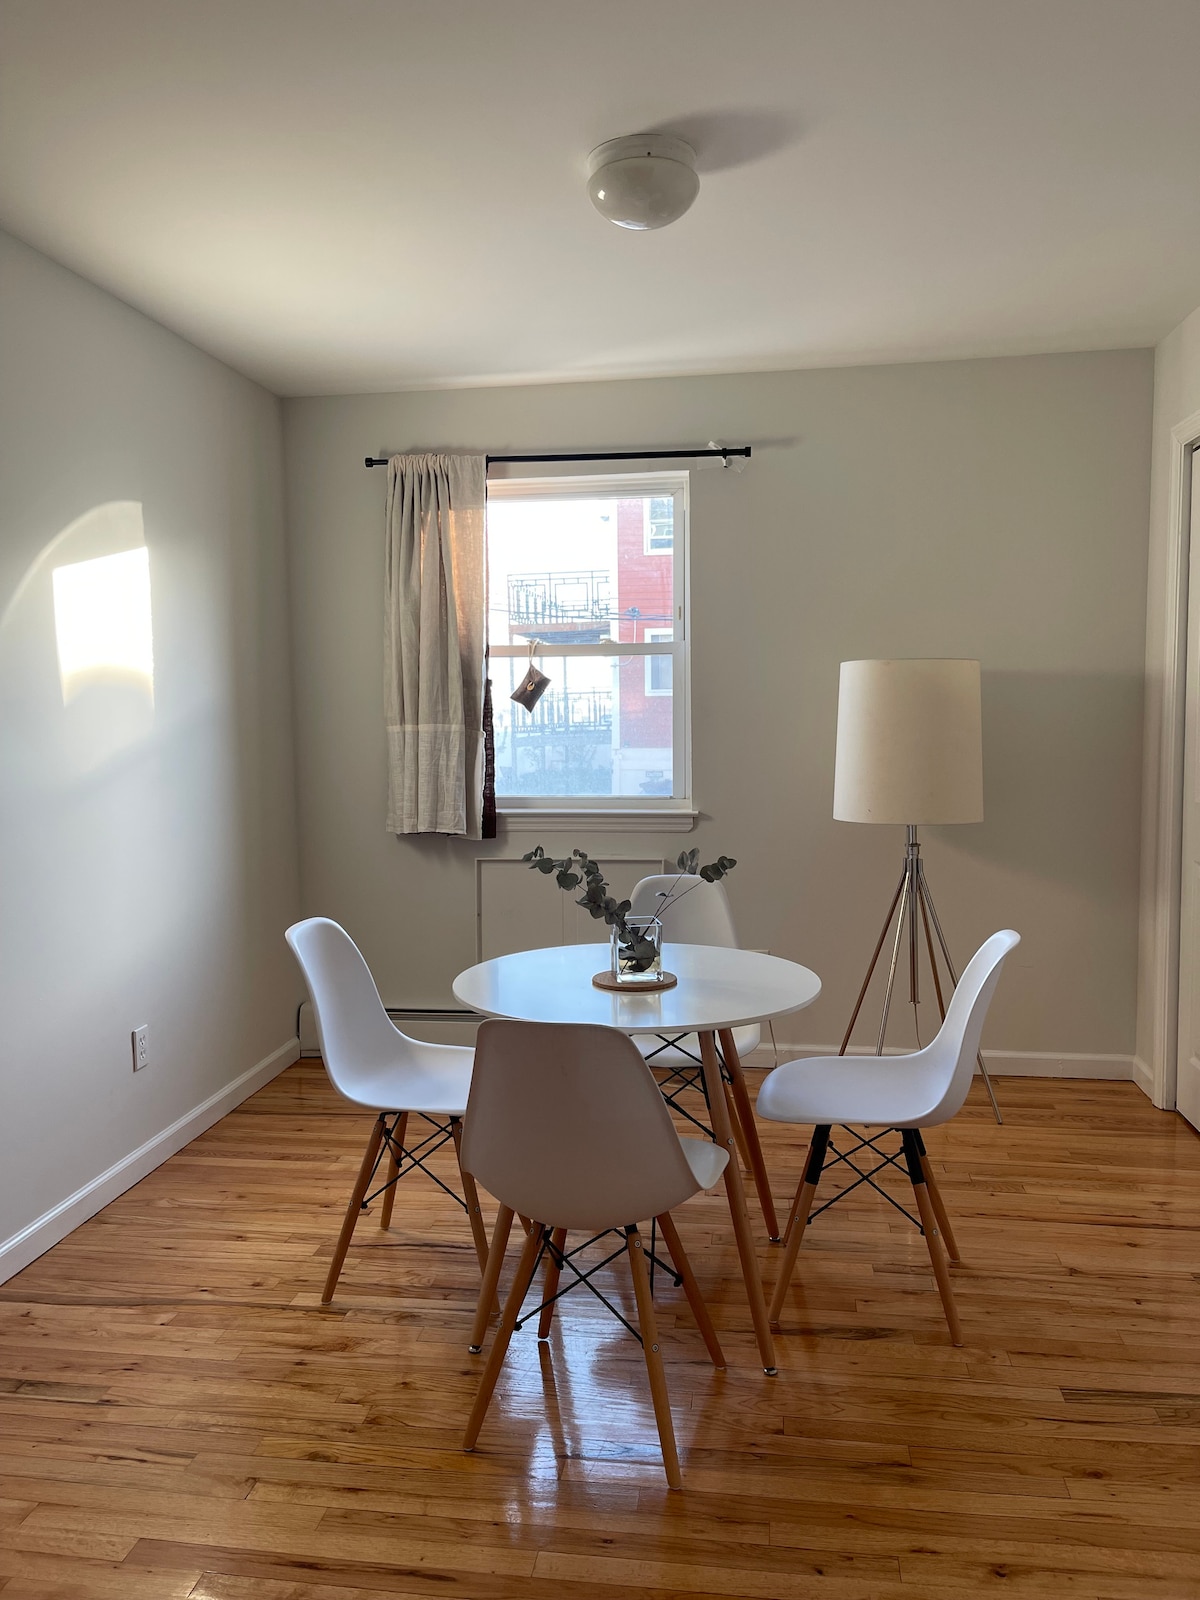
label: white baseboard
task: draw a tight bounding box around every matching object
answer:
[755,1043,1136,1080]
[975,1050,1133,1080]
[0,1036,300,1286]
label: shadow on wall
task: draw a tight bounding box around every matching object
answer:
[943,668,1143,907]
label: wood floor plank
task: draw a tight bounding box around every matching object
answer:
[0,1069,1196,1598]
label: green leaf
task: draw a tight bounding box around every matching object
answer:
[536,857,557,874]
[556,870,580,889]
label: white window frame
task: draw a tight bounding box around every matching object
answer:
[487,471,692,829]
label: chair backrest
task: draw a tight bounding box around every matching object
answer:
[918,930,1020,1124]
[629,873,739,947]
[285,917,405,1099]
[461,1020,707,1231]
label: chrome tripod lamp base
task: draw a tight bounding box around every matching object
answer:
[840,826,1002,1123]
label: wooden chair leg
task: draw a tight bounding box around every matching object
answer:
[537,1227,568,1339]
[780,1135,814,1246]
[698,1030,777,1374]
[625,1225,682,1491]
[902,1131,963,1345]
[720,1028,781,1241]
[379,1112,407,1230]
[656,1211,725,1370]
[322,1115,386,1306]
[450,1118,493,1277]
[469,1204,515,1353]
[464,1221,545,1451]
[768,1125,830,1326]
[917,1136,960,1264]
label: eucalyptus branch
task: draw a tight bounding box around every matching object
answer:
[521,844,737,965]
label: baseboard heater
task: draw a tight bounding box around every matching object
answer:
[297,1003,481,1056]
[387,1007,478,1021]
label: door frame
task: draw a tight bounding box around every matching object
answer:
[1145,409,1200,1110]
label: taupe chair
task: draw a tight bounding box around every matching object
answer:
[460,1019,728,1490]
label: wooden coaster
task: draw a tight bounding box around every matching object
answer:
[592,969,678,992]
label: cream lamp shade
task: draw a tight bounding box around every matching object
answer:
[833,658,983,824]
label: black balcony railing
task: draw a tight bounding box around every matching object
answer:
[507,570,614,630]
[510,687,612,737]
[502,687,612,795]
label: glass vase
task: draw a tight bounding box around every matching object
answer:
[611,915,664,985]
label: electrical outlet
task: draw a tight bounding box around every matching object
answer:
[131,1024,149,1072]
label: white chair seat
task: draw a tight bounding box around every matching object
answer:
[335,1037,473,1116]
[680,1134,729,1191]
[757,1052,952,1130]
[637,1023,761,1067]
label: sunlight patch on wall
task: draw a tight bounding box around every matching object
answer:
[52,544,155,706]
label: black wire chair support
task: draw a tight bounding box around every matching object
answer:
[807,1126,922,1231]
[644,1031,734,1141]
[513,1225,682,1343]
[362,1112,468,1213]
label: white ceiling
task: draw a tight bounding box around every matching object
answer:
[3,0,1200,397]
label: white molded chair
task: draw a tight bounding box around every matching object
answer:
[285,917,490,1304]
[460,1019,729,1490]
[757,930,1019,1346]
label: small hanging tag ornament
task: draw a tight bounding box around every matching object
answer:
[510,640,550,712]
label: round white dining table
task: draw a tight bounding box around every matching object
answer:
[453,942,821,1035]
[453,941,821,1374]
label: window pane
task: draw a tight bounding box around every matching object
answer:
[488,495,674,649]
[493,652,674,798]
[645,653,672,695]
[645,496,674,553]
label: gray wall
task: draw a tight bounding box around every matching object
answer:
[0,229,302,1264]
[284,350,1152,1060]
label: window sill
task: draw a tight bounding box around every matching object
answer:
[498,808,698,833]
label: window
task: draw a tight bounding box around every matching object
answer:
[487,473,689,816]
[644,496,674,554]
[644,628,672,696]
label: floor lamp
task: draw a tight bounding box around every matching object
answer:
[834,658,1002,1124]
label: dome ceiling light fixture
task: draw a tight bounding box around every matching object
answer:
[586,133,700,231]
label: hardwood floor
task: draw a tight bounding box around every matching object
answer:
[1,1064,1199,1598]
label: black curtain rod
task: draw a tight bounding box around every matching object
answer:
[363,446,751,468]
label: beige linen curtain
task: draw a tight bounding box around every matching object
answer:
[384,453,487,836]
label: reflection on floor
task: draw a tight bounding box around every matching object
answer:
[1,1063,1198,1597]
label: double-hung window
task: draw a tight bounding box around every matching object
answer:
[487,473,690,823]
